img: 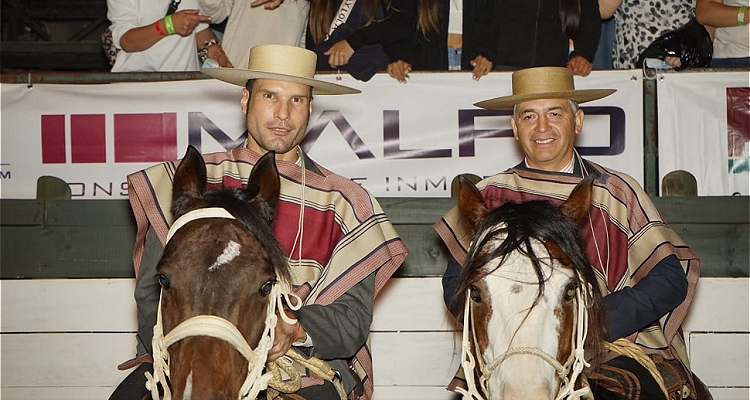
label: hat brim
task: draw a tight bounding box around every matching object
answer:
[474,89,617,110]
[201,67,361,95]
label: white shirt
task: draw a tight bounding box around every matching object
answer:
[713,0,750,59]
[108,0,208,72]
[199,0,309,68]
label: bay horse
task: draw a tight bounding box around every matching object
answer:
[145,146,299,400]
[452,175,607,400]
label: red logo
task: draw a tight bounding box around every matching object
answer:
[41,113,177,163]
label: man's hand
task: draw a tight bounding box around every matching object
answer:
[170,9,212,37]
[470,55,492,80]
[567,55,593,76]
[267,315,307,362]
[387,60,412,83]
[208,44,234,67]
[324,40,355,68]
[251,0,284,10]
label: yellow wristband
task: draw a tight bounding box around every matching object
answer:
[739,6,747,26]
[164,15,176,35]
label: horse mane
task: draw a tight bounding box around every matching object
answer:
[198,187,292,284]
[452,200,608,352]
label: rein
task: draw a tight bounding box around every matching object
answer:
[456,271,594,400]
[147,207,345,400]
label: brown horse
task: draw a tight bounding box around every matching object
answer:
[146,146,296,400]
[452,176,607,399]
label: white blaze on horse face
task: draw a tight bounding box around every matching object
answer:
[183,370,193,400]
[480,236,575,400]
[209,240,241,271]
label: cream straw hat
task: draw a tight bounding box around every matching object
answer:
[474,66,616,110]
[201,44,360,95]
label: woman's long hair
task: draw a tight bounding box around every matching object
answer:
[309,0,390,44]
[417,0,440,37]
[559,0,581,38]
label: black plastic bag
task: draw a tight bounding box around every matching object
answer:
[637,18,713,71]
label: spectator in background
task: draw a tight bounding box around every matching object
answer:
[599,0,694,69]
[386,0,494,83]
[199,0,310,68]
[107,0,232,72]
[592,17,616,69]
[307,0,418,81]
[486,0,601,77]
[696,0,750,67]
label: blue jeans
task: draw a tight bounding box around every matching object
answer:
[448,47,462,71]
[593,18,615,70]
[711,57,750,67]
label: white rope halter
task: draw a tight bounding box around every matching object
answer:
[456,271,594,400]
[146,207,302,400]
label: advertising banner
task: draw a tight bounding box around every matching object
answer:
[657,71,750,196]
[1,70,642,199]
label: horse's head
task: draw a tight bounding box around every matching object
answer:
[153,146,291,400]
[454,176,606,400]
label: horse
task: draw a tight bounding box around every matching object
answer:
[452,175,608,400]
[145,145,298,400]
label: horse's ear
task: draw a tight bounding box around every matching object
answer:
[247,151,280,210]
[457,175,489,234]
[561,175,595,226]
[172,145,207,218]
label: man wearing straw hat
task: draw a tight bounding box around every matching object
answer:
[111,44,408,400]
[436,66,708,399]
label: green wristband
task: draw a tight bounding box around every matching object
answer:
[164,15,176,35]
[739,6,748,26]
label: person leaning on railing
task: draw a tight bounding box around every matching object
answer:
[107,0,232,72]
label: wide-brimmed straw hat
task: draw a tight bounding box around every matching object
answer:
[201,44,360,95]
[474,66,616,110]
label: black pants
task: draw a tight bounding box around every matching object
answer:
[589,356,669,400]
[109,363,150,400]
[108,363,343,400]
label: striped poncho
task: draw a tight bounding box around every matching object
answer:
[434,160,701,394]
[127,147,408,399]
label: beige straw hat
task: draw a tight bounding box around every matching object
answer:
[474,66,616,110]
[201,44,360,95]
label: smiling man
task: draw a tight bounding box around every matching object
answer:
[435,67,709,400]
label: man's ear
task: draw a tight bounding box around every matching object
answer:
[240,88,250,114]
[510,115,519,139]
[574,108,584,135]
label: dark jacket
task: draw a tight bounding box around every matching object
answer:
[389,0,494,71]
[488,0,601,69]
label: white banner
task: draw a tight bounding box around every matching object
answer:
[657,71,750,196]
[0,70,642,199]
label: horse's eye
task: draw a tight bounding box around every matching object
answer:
[157,274,170,289]
[564,282,578,301]
[469,285,482,302]
[259,279,276,296]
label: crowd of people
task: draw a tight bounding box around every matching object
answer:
[105,0,749,77]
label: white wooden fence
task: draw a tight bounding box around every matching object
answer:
[1,277,748,400]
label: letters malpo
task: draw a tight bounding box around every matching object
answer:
[41,106,625,165]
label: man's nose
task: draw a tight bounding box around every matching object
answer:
[537,115,550,131]
[275,101,290,120]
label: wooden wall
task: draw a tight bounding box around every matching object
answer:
[1,196,748,399]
